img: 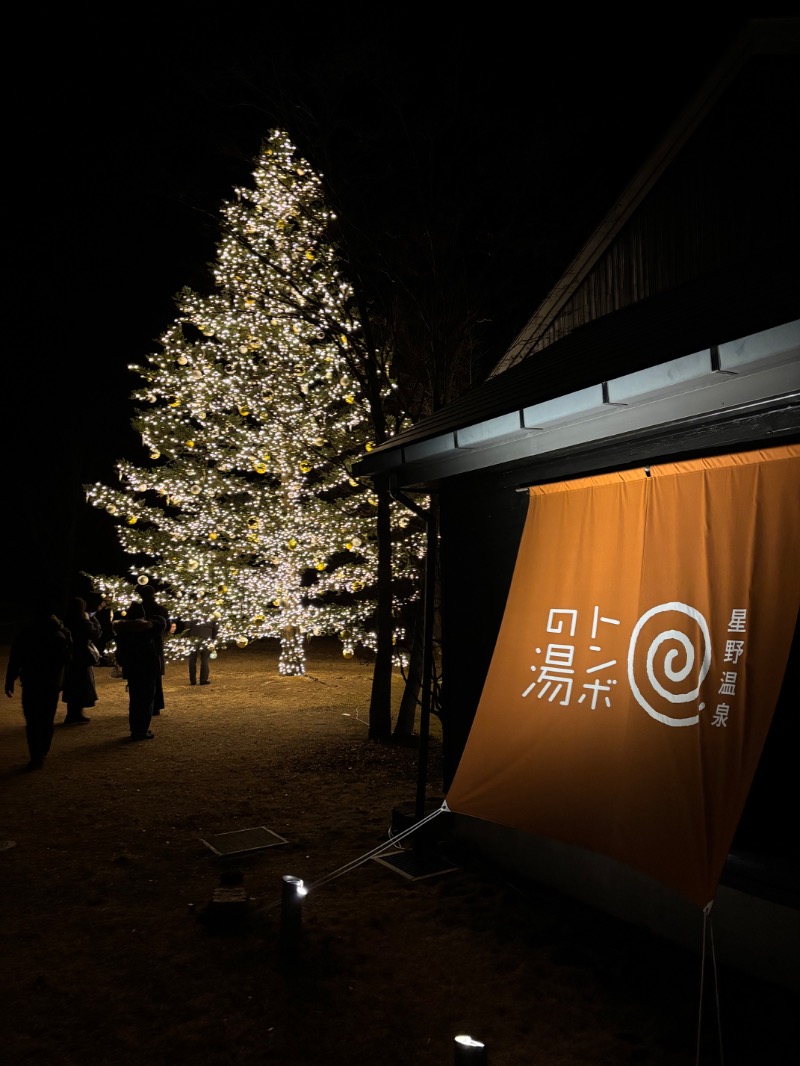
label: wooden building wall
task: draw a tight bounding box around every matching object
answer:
[522,54,799,356]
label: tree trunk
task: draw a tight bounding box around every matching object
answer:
[368,480,393,739]
[392,600,424,739]
[280,623,305,676]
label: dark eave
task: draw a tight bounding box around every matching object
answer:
[353,249,800,488]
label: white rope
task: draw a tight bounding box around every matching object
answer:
[709,914,725,1065]
[308,802,449,891]
[263,802,450,909]
[695,900,724,1065]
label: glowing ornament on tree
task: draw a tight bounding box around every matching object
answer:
[86,128,425,677]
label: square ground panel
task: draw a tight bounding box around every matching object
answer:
[372,848,459,882]
[199,826,288,856]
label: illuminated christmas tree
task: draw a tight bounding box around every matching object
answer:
[85,130,424,676]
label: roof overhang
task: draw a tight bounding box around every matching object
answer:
[354,319,800,489]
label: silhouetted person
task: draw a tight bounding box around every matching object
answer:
[138,584,172,716]
[61,596,102,724]
[177,606,219,685]
[5,599,72,770]
[113,601,166,741]
[87,593,114,664]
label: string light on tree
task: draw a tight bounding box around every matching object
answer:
[85,129,425,676]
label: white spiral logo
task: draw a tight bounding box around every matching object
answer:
[627,602,711,727]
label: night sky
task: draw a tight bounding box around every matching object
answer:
[3,10,756,621]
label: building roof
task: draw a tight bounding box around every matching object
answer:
[489,18,800,378]
[353,248,800,487]
[353,18,800,489]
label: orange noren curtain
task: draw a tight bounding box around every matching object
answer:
[445,445,800,908]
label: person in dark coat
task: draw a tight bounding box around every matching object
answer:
[113,601,166,741]
[5,600,73,769]
[87,593,114,665]
[138,584,172,716]
[61,596,102,724]
[177,606,219,685]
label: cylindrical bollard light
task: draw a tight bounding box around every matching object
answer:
[279,874,305,958]
[454,1034,488,1065]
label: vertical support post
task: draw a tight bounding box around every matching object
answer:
[414,493,437,826]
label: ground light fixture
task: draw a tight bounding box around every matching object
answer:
[454,1033,488,1064]
[279,874,306,958]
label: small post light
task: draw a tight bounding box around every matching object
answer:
[279,874,306,959]
[454,1034,488,1065]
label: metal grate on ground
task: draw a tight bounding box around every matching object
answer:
[199,826,288,857]
[372,848,459,882]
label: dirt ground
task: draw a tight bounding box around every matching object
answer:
[1,638,797,1065]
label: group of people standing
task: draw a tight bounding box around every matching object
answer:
[62,596,103,725]
[4,585,215,770]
